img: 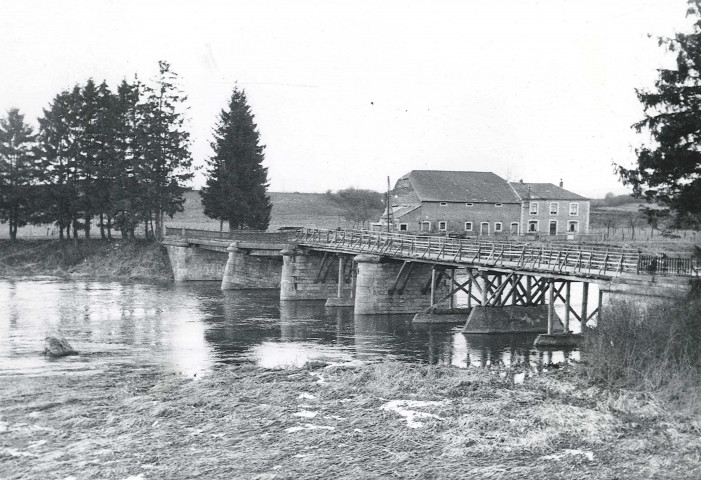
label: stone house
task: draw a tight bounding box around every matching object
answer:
[509,181,590,235]
[378,170,590,237]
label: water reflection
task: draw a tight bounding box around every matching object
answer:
[0,280,580,377]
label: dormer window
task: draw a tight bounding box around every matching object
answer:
[494,203,503,208]
[440,202,447,206]
[466,203,473,207]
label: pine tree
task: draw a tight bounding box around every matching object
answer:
[139,61,192,240]
[201,86,271,231]
[620,0,701,226]
[0,108,36,240]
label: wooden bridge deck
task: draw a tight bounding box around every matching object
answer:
[295,228,699,280]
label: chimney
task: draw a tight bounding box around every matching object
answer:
[559,179,563,188]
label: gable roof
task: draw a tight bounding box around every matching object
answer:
[509,182,588,201]
[404,170,521,203]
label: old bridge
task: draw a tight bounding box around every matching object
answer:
[163,227,699,343]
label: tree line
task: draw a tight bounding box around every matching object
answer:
[0,62,273,241]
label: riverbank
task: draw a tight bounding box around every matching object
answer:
[0,239,173,281]
[1,360,699,479]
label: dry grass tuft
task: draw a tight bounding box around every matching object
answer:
[2,361,700,479]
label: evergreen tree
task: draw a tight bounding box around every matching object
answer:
[620,0,701,224]
[201,86,271,231]
[139,61,192,240]
[0,108,36,240]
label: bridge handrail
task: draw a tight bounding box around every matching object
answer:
[295,228,699,278]
[165,226,295,243]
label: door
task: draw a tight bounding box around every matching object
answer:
[480,222,489,235]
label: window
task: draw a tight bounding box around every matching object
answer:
[529,202,538,215]
[438,221,447,231]
[420,221,431,232]
[495,203,503,208]
[466,203,473,207]
[480,222,490,235]
[550,202,559,215]
[528,220,539,232]
[494,222,503,232]
[510,222,519,235]
[568,221,579,233]
[399,223,408,231]
[549,220,557,235]
[464,222,473,232]
[440,202,448,206]
[569,202,579,216]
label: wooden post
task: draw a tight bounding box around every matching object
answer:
[547,279,554,335]
[430,266,437,307]
[337,256,344,298]
[350,262,356,298]
[467,275,472,308]
[449,269,454,310]
[511,275,518,305]
[597,289,603,323]
[564,281,571,334]
[526,276,532,305]
[481,272,489,306]
[582,282,589,327]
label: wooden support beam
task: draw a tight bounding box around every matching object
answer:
[481,273,489,306]
[547,279,555,335]
[337,256,344,298]
[314,252,329,284]
[526,276,532,304]
[485,273,515,306]
[388,261,409,295]
[430,266,437,306]
[597,289,604,323]
[582,282,589,327]
[449,269,454,309]
[397,262,415,295]
[564,281,571,333]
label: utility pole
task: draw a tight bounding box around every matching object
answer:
[386,176,391,233]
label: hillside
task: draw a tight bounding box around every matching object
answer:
[169,190,352,231]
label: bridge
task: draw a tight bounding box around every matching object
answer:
[162,227,699,344]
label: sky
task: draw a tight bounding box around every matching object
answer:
[0,0,693,198]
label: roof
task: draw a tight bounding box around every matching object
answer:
[402,170,521,203]
[381,204,421,220]
[509,182,588,201]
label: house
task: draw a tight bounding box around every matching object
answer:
[378,170,590,237]
[510,181,590,235]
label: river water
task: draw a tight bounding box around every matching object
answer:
[0,279,579,379]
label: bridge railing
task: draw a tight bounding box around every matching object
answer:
[164,226,294,243]
[296,228,699,278]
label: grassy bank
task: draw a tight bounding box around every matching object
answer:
[0,239,173,281]
[1,360,700,479]
[582,297,701,417]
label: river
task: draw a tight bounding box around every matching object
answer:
[0,279,579,379]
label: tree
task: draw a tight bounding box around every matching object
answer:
[201,85,271,231]
[0,108,36,240]
[138,61,193,240]
[619,0,701,224]
[325,188,384,229]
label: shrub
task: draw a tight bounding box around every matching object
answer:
[583,296,701,410]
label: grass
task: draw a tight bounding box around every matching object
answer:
[1,360,700,479]
[582,297,701,416]
[0,239,173,281]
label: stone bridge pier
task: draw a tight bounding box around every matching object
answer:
[221,241,285,290]
[280,246,355,301]
[353,255,450,314]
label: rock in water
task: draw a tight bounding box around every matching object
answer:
[44,336,78,357]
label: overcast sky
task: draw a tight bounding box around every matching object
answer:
[0,0,692,198]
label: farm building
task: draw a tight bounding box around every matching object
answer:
[377,170,590,237]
